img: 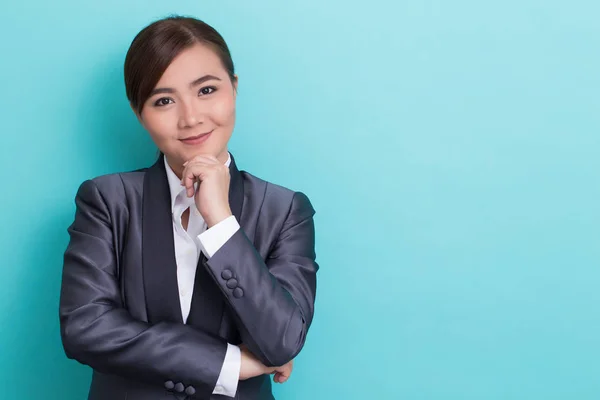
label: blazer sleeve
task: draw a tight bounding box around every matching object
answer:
[204,190,319,367]
[59,179,226,399]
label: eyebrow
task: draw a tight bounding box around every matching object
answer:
[149,75,222,96]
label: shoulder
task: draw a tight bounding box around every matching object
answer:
[240,170,316,218]
[74,167,147,207]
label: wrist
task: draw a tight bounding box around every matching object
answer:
[206,209,233,228]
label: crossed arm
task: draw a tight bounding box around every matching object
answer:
[59,179,318,399]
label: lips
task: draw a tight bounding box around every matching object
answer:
[179,130,213,145]
[181,131,212,141]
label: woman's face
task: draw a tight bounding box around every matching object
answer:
[136,43,238,171]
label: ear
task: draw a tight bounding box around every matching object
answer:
[232,74,239,97]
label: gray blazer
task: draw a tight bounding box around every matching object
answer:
[59,153,318,400]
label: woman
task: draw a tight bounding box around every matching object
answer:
[59,15,318,400]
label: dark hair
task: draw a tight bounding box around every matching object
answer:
[124,15,236,115]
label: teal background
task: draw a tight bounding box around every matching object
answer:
[1,1,598,399]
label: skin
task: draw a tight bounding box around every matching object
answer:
[132,42,292,383]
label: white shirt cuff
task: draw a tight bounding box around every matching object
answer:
[198,215,240,258]
[213,343,241,396]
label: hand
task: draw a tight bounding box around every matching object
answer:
[239,345,294,383]
[180,154,232,227]
[273,359,293,384]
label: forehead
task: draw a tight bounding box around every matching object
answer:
[156,43,225,86]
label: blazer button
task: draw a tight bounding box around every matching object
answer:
[226,278,238,289]
[174,382,184,393]
[164,380,174,390]
[233,287,244,298]
[186,386,196,395]
[221,269,233,280]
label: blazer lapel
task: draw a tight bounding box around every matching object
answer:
[142,153,184,324]
[226,152,245,223]
[186,152,245,335]
[142,151,245,333]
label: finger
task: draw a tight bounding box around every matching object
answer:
[181,158,217,179]
[183,155,219,167]
[181,158,212,175]
[192,153,219,162]
[273,366,290,381]
[275,372,289,383]
[181,157,215,186]
[181,164,208,197]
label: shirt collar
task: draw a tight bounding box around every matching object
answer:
[164,152,232,211]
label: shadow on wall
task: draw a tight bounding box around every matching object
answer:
[0,51,157,400]
[72,50,157,174]
[3,207,92,399]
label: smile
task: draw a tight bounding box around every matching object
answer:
[180,130,213,145]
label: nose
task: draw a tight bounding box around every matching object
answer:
[178,98,204,129]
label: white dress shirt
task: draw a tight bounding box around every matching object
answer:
[164,152,241,397]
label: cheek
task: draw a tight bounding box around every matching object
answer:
[142,112,176,142]
[209,95,236,126]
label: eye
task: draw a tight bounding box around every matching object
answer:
[199,86,217,96]
[154,97,174,107]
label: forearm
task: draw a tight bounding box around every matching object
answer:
[60,304,227,392]
[60,179,227,399]
[203,192,318,367]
